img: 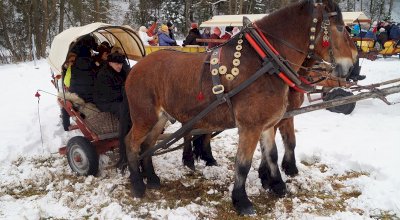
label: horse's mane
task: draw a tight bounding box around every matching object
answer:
[256,0,343,29]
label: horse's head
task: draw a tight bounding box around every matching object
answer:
[309,0,358,78]
[254,0,358,79]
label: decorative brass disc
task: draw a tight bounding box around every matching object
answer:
[310,35,315,40]
[218,65,227,75]
[210,58,219,65]
[233,59,240,66]
[231,67,239,76]
[310,27,316,33]
[211,68,219,75]
[234,51,241,58]
[313,18,318,23]
[237,39,243,44]
[236,45,243,51]
[226,74,235,81]
[309,44,315,50]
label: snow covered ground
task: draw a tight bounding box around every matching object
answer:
[0,57,399,219]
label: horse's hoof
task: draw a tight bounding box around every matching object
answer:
[234,202,255,216]
[271,182,287,197]
[183,159,195,171]
[205,159,218,166]
[282,161,299,176]
[146,176,161,189]
[132,182,146,198]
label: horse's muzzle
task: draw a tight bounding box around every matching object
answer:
[334,58,354,78]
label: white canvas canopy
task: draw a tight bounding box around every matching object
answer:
[47,22,145,75]
[342,12,371,25]
[199,14,267,27]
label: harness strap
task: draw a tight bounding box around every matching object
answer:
[209,48,236,124]
[243,17,313,92]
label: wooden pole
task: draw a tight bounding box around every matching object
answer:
[283,84,400,119]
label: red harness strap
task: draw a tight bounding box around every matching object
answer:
[244,30,305,93]
[245,23,311,93]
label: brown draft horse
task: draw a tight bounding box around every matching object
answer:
[123,0,357,215]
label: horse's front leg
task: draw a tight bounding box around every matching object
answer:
[279,118,299,176]
[258,127,286,196]
[232,126,262,215]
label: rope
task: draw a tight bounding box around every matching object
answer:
[37,89,101,114]
[36,92,45,153]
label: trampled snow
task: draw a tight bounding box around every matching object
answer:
[0,57,399,219]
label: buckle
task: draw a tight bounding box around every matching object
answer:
[212,85,225,94]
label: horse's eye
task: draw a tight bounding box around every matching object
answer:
[336,25,344,32]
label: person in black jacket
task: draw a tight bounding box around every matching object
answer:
[183,23,202,46]
[69,46,96,103]
[94,52,127,118]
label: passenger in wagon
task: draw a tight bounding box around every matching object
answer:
[182,23,202,46]
[200,28,211,46]
[110,46,131,78]
[93,52,127,118]
[138,26,155,46]
[69,46,96,103]
[93,44,111,71]
[221,26,234,40]
[158,24,177,46]
[208,27,222,49]
[166,21,178,46]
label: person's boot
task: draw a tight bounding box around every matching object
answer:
[350,74,366,81]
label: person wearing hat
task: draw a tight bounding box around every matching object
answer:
[158,24,177,46]
[182,23,202,46]
[94,44,111,71]
[221,26,234,40]
[166,21,177,45]
[138,26,155,46]
[93,52,127,117]
[208,27,222,49]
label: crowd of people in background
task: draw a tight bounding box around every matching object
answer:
[138,20,242,49]
[347,18,400,49]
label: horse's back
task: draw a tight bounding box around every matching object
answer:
[125,49,209,116]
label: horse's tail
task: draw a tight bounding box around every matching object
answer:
[117,87,131,172]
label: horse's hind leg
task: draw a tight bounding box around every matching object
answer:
[194,134,217,166]
[183,134,217,170]
[279,118,299,176]
[126,115,159,198]
[141,115,168,189]
[182,134,195,170]
[258,127,286,196]
[232,126,262,215]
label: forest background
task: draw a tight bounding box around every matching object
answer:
[0,0,398,64]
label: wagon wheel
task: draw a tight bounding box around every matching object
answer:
[322,88,356,115]
[66,136,99,176]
